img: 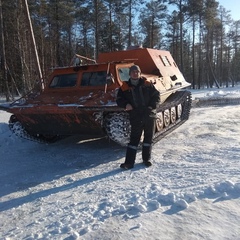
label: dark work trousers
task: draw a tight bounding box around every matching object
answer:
[124,113,155,165]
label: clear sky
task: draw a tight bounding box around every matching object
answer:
[218,0,240,20]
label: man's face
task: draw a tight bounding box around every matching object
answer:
[130,69,141,80]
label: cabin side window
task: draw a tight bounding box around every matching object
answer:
[81,71,107,86]
[49,73,77,88]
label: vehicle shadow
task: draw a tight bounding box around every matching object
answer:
[0,131,125,204]
[0,167,123,212]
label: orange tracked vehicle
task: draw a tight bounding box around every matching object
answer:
[0,47,191,146]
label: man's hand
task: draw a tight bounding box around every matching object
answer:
[125,103,133,111]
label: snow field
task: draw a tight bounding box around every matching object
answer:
[1,88,240,239]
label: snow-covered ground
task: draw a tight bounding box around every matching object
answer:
[1,87,240,240]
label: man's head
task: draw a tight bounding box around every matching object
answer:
[129,65,141,82]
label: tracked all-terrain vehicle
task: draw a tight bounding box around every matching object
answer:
[0,47,191,146]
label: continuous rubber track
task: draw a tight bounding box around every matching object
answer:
[152,90,191,144]
[104,90,192,146]
[9,115,61,144]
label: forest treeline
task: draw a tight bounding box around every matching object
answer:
[0,0,240,100]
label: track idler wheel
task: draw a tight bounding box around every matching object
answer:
[163,109,170,127]
[177,104,182,118]
[156,112,163,131]
[170,107,177,123]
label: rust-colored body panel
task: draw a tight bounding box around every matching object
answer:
[98,48,184,81]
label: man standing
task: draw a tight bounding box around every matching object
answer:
[116,65,160,169]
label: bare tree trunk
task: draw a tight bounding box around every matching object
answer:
[94,0,99,58]
[192,18,195,88]
[128,0,132,47]
[22,0,44,90]
[0,0,11,100]
[108,2,113,51]
[179,0,184,72]
[150,16,154,48]
[198,18,202,89]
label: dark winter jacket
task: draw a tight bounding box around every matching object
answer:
[116,77,160,119]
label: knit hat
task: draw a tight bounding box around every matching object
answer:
[129,65,141,75]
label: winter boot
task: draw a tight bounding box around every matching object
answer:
[142,143,152,167]
[120,145,137,170]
